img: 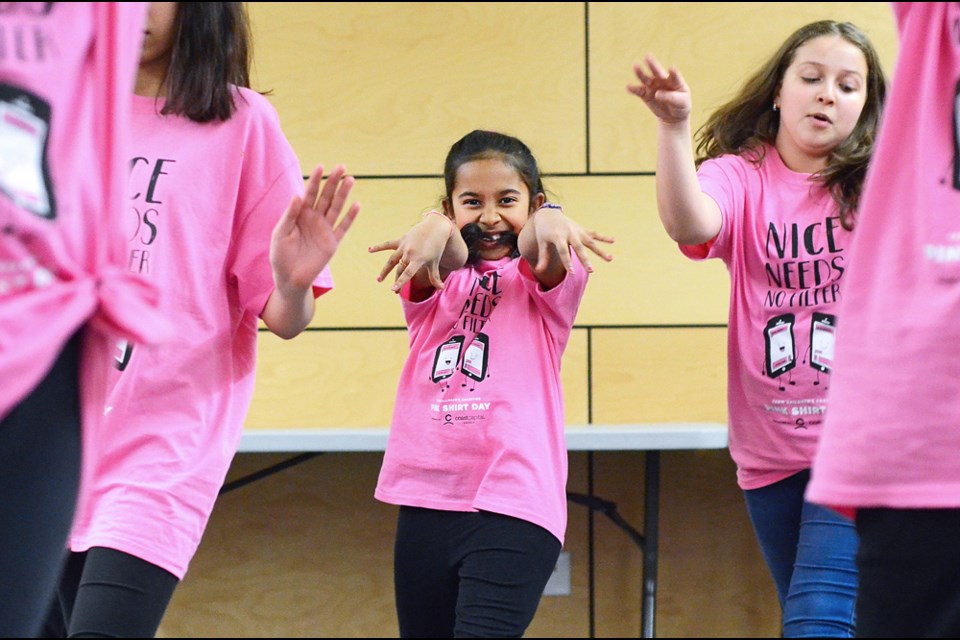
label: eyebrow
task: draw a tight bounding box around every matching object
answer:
[457,188,523,198]
[795,60,864,77]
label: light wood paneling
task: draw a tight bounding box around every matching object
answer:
[589,2,899,172]
[248,2,587,176]
[547,176,729,326]
[591,328,728,423]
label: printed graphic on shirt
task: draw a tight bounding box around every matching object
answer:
[808,312,836,375]
[760,313,835,429]
[126,156,173,276]
[429,268,505,426]
[431,335,464,382]
[763,313,795,379]
[762,215,846,310]
[0,84,55,220]
[114,339,133,372]
[114,155,174,370]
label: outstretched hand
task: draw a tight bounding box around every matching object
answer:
[369,212,456,293]
[626,54,691,124]
[270,164,360,294]
[530,207,615,275]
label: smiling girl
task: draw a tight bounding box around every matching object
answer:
[369,129,613,637]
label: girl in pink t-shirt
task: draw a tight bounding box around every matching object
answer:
[0,4,161,637]
[370,129,613,637]
[42,3,360,637]
[627,20,887,637]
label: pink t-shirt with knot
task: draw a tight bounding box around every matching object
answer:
[0,3,165,490]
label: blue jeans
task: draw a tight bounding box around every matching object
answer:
[743,469,858,637]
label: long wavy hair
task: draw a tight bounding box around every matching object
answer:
[695,20,887,229]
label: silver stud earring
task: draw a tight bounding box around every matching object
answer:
[773,103,780,112]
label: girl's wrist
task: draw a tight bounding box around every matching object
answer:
[422,209,457,238]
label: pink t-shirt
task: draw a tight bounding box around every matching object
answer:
[375,253,588,544]
[807,2,960,512]
[68,88,332,579]
[0,3,163,447]
[682,146,851,490]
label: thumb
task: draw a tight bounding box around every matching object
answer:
[274,194,302,237]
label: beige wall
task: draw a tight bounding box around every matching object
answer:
[159,2,898,637]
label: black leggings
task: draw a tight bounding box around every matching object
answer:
[43,547,179,638]
[394,506,561,638]
[856,508,960,638]
[0,332,81,637]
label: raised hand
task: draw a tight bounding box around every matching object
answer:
[626,54,691,124]
[270,164,360,294]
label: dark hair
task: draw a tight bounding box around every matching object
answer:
[695,20,887,229]
[443,130,545,207]
[159,2,252,123]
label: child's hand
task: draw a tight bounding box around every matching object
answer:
[529,205,614,275]
[369,212,455,293]
[626,54,691,125]
[270,163,359,293]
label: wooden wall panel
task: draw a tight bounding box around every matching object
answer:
[591,328,727,423]
[589,2,899,172]
[548,176,729,326]
[247,2,587,176]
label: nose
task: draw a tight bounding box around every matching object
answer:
[479,205,501,226]
[817,84,835,105]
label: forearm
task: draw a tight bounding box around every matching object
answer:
[518,209,568,289]
[261,284,315,340]
[656,119,721,245]
[402,214,468,299]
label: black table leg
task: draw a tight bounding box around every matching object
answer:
[641,450,660,638]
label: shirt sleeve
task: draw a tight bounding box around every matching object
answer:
[226,93,325,316]
[517,249,588,347]
[678,154,747,265]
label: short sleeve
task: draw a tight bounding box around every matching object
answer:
[679,155,747,264]
[517,249,588,345]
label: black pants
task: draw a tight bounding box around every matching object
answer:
[0,332,81,637]
[42,547,178,638]
[856,508,960,638]
[394,506,561,638]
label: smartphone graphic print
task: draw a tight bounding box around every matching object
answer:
[431,335,465,383]
[0,84,55,219]
[461,333,489,382]
[764,313,796,378]
[809,312,836,374]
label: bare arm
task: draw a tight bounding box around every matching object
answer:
[627,54,721,245]
[370,210,468,300]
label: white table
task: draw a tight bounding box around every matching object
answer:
[233,422,728,638]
